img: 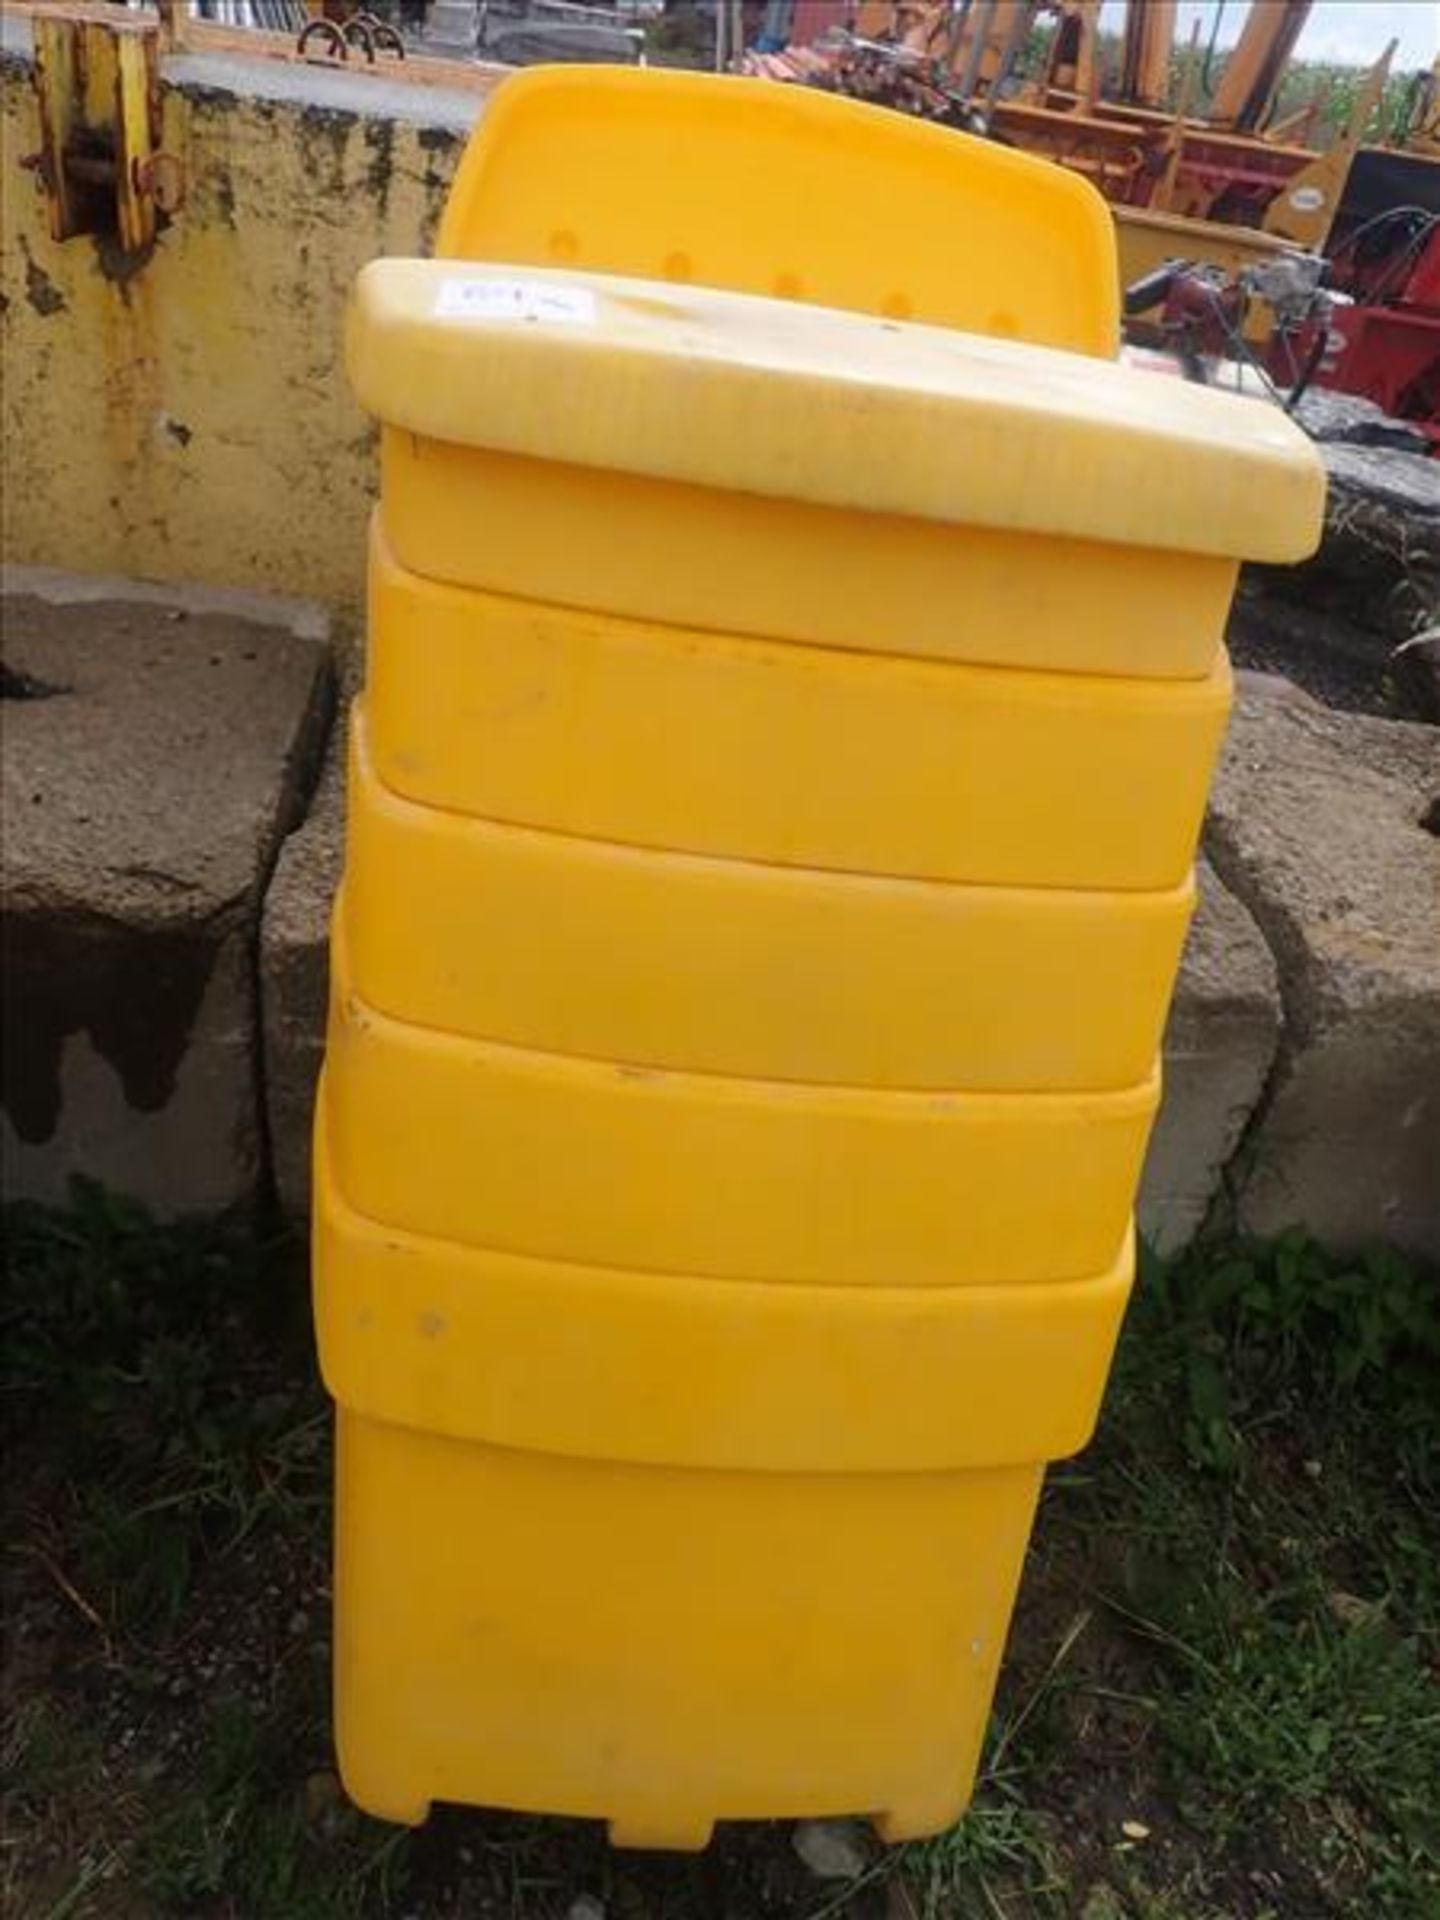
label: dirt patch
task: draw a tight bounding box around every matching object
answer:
[1226,583,1436,722]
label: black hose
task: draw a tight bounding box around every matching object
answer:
[1124,262,1182,317]
[1284,328,1329,413]
[1331,207,1440,306]
[1334,204,1437,258]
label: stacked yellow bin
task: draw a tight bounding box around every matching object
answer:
[316,70,1324,1847]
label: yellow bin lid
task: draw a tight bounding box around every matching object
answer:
[348,260,1325,565]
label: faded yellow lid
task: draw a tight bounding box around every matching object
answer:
[347,261,1325,564]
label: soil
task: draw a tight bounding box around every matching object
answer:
[1227,579,1438,723]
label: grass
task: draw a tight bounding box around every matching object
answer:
[2,1189,1437,1919]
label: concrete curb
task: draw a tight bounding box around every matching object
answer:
[1206,680,1440,1261]
[2,570,333,1213]
[6,571,1437,1262]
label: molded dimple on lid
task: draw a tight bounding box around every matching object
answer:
[435,65,1121,356]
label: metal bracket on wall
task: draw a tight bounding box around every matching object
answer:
[26,12,184,258]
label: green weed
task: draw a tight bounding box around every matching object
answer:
[4,1182,323,1640]
[1071,1231,1440,1914]
[1,1700,99,1808]
[1161,1609,1439,1811]
[135,1702,409,1919]
[899,1789,1063,1919]
[1122,1232,1440,1478]
[4,1193,1438,1919]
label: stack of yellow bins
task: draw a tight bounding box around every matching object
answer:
[315,70,1324,1848]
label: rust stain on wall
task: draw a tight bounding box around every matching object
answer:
[20,238,67,314]
[1,56,468,618]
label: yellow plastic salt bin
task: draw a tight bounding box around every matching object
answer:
[318,68,1325,1850]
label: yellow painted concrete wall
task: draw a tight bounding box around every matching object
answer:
[1,43,477,613]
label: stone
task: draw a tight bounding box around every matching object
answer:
[1235,433,1440,720]
[792,1817,872,1881]
[1322,440,1440,521]
[1205,688,1440,1261]
[1293,390,1432,455]
[260,675,349,1216]
[1,568,331,1213]
[1227,582,1436,723]
[1230,666,1320,710]
[1252,441,1439,647]
[304,1769,343,1822]
[1321,444,1440,649]
[1138,859,1281,1256]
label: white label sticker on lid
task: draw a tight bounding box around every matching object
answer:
[435,278,597,325]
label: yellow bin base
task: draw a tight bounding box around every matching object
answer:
[334,1407,1042,1849]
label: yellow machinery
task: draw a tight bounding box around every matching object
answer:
[1118,0,1176,111]
[317,67,1324,1847]
[918,0,1306,126]
[788,1,1400,298]
[962,0,1317,130]
[1207,0,1312,132]
[1400,54,1440,157]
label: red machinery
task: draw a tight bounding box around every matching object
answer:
[1126,150,1440,450]
[1302,209,1440,441]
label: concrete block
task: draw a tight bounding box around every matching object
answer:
[1206,681,1440,1261]
[260,684,348,1216]
[1138,859,1281,1257]
[1,569,331,1213]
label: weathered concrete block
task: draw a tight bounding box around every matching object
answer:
[1,568,331,1213]
[1293,390,1431,456]
[260,686,348,1216]
[1206,681,1440,1261]
[1138,859,1281,1257]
